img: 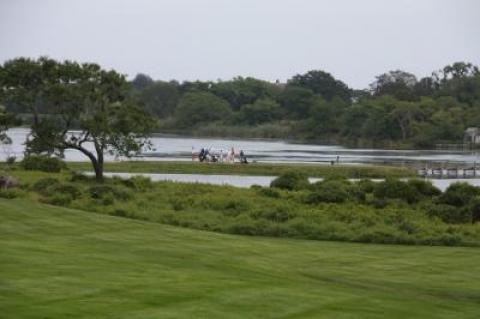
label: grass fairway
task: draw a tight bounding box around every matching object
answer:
[1,199,480,318]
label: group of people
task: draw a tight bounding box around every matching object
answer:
[192,147,248,164]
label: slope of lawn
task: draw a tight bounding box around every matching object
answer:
[1,199,480,318]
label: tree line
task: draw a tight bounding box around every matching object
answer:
[128,61,480,147]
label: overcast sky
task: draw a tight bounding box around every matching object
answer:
[0,0,478,89]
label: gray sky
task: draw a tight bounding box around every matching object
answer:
[0,0,479,89]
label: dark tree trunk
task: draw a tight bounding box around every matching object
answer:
[92,160,104,182]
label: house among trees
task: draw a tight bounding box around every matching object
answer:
[464,127,480,144]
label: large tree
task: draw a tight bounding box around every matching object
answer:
[370,70,418,101]
[0,57,155,181]
[175,91,231,128]
[288,70,352,102]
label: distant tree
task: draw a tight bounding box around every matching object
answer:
[179,80,214,94]
[137,81,180,118]
[238,98,282,125]
[288,70,351,101]
[279,86,315,119]
[175,91,231,127]
[389,101,424,140]
[211,77,281,110]
[309,96,348,136]
[440,62,479,80]
[0,57,156,182]
[131,73,154,91]
[436,62,480,105]
[413,77,437,97]
[370,70,417,101]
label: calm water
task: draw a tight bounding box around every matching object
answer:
[94,172,480,192]
[2,127,480,166]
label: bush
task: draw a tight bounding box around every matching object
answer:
[437,182,480,207]
[407,179,441,197]
[270,172,309,191]
[119,176,153,191]
[31,178,61,195]
[356,179,376,193]
[0,188,21,199]
[69,172,93,183]
[468,197,480,223]
[88,185,132,201]
[306,179,363,204]
[21,155,65,173]
[257,187,281,198]
[426,204,471,224]
[48,183,82,200]
[373,179,419,204]
[254,206,294,223]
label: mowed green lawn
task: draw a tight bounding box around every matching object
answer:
[1,199,479,318]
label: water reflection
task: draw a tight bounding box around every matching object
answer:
[3,128,480,166]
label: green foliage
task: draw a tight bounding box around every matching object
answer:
[407,179,441,197]
[437,182,480,207]
[373,179,419,204]
[7,163,480,247]
[0,188,21,199]
[31,177,61,195]
[426,204,471,224]
[270,171,309,190]
[118,176,153,192]
[306,180,352,204]
[0,57,155,181]
[237,98,282,125]
[288,70,351,101]
[21,155,65,173]
[88,185,132,202]
[175,91,232,127]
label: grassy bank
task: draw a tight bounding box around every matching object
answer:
[1,199,480,318]
[66,161,416,178]
[3,169,480,247]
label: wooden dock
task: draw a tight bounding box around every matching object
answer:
[417,167,478,179]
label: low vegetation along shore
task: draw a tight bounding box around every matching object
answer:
[1,161,479,247]
[66,161,416,178]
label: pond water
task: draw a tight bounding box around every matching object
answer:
[93,172,480,192]
[3,128,480,166]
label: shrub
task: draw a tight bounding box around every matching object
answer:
[306,179,361,204]
[373,179,419,204]
[0,188,20,199]
[407,179,441,197]
[48,183,82,200]
[257,187,281,198]
[255,206,294,223]
[31,178,61,195]
[270,172,309,191]
[356,179,376,193]
[69,172,93,183]
[437,182,480,207]
[88,185,132,201]
[468,197,480,223]
[426,204,471,224]
[119,176,153,191]
[21,155,65,172]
